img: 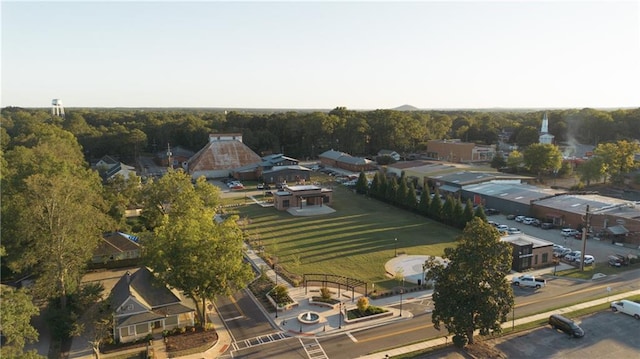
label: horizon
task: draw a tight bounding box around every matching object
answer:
[3,2,639,109]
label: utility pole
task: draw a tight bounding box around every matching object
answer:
[580,205,591,271]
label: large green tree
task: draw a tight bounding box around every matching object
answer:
[523,143,563,180]
[142,170,252,324]
[0,286,44,359]
[2,124,111,309]
[426,217,514,346]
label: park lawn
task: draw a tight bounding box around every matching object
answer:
[232,185,460,290]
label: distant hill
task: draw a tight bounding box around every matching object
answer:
[392,104,420,111]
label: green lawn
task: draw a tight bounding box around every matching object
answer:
[230,185,461,290]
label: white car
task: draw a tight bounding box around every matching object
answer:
[515,215,526,222]
[497,224,509,231]
[577,255,595,265]
[522,217,535,225]
[508,228,522,234]
[561,228,580,237]
[564,251,582,262]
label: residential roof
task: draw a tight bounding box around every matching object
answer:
[463,182,563,205]
[111,267,182,312]
[319,149,347,160]
[378,149,398,155]
[94,232,140,257]
[156,146,195,159]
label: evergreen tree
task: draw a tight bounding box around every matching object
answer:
[474,205,487,222]
[463,199,475,226]
[441,196,455,225]
[355,171,368,194]
[418,188,431,216]
[452,198,465,228]
[406,184,418,211]
[429,190,443,221]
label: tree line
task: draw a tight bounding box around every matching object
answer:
[2,106,638,164]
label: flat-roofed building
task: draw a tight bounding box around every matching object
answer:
[461,182,563,216]
[502,234,554,271]
[273,184,333,211]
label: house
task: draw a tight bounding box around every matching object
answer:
[91,232,141,267]
[94,155,137,182]
[377,149,401,161]
[110,267,195,343]
[188,133,261,179]
[318,150,376,173]
[425,139,496,163]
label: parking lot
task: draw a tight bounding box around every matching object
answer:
[489,310,640,358]
[487,213,639,269]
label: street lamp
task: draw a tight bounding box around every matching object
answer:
[400,277,404,317]
[273,262,278,318]
[338,302,342,329]
[394,237,398,257]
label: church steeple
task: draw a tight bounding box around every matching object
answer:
[539,112,554,144]
[541,112,549,134]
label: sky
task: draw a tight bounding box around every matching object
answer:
[2,1,640,110]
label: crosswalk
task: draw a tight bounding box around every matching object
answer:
[231,333,329,359]
[232,331,288,351]
[299,337,329,359]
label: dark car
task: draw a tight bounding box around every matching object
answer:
[549,314,584,338]
[485,208,500,215]
[541,222,554,229]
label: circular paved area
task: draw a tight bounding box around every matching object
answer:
[385,255,447,284]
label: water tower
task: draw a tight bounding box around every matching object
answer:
[51,99,65,118]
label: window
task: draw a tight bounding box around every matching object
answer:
[534,254,538,265]
[165,315,178,325]
[121,326,132,337]
[283,200,290,208]
[135,323,149,335]
[542,253,548,263]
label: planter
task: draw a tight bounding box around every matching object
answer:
[344,309,393,324]
[308,297,340,310]
[266,293,299,311]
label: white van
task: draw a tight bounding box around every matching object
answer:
[611,299,640,319]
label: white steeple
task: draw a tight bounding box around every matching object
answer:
[541,112,549,134]
[539,112,554,144]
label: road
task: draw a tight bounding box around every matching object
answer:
[226,267,640,358]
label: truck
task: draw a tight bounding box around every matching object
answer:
[611,299,640,319]
[511,275,546,289]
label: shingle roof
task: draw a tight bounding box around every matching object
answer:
[111,267,181,311]
[94,232,140,257]
[188,137,261,173]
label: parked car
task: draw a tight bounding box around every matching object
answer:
[576,255,595,265]
[548,314,584,338]
[497,224,509,231]
[531,219,541,227]
[554,247,572,258]
[564,250,582,262]
[610,299,640,320]
[506,214,516,220]
[561,228,580,237]
[515,215,526,222]
[522,217,535,225]
[608,254,627,267]
[541,222,554,229]
[508,228,522,235]
[485,208,500,215]
[512,275,546,289]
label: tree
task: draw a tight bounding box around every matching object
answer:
[429,191,443,221]
[143,170,252,325]
[355,171,368,194]
[0,286,44,359]
[593,140,640,184]
[490,152,507,169]
[523,143,563,180]
[418,188,431,216]
[452,199,465,229]
[506,150,524,173]
[441,196,455,226]
[425,217,514,346]
[462,199,475,225]
[514,126,540,148]
[578,157,605,186]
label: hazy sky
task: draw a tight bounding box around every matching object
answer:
[2,1,639,110]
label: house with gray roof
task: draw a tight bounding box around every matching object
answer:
[110,267,195,343]
[91,232,141,267]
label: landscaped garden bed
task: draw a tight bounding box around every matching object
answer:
[164,326,218,357]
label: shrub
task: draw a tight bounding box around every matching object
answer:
[452,334,467,348]
[272,285,289,304]
[357,297,369,313]
[320,287,332,300]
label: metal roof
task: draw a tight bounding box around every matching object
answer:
[463,182,562,205]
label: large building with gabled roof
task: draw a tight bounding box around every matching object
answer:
[188,133,261,179]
